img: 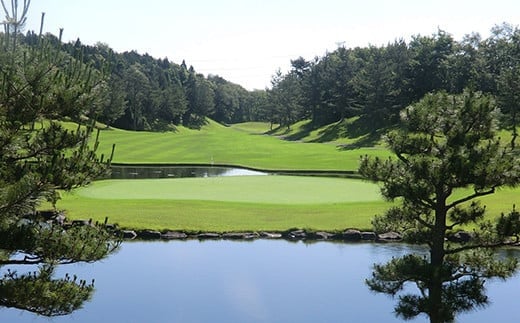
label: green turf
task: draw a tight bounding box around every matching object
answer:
[57,176,387,231]
[56,196,390,232]
[50,119,518,232]
[94,120,391,171]
[77,176,382,204]
[56,176,520,232]
[229,122,276,134]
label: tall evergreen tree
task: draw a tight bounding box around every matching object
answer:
[408,30,455,101]
[359,90,520,322]
[183,68,215,128]
[0,1,119,316]
[497,67,520,149]
[268,69,304,129]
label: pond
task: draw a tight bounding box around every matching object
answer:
[109,165,268,179]
[108,165,358,179]
[2,240,519,322]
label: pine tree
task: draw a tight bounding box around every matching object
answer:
[359,90,520,322]
[0,1,119,316]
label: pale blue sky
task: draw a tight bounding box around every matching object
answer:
[18,0,520,89]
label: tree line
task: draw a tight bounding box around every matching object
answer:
[21,31,266,130]
[19,23,520,137]
[268,24,520,142]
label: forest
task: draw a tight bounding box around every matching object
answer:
[17,22,520,137]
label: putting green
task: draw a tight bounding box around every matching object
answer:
[77,176,382,204]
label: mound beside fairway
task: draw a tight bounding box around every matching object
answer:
[77,176,382,204]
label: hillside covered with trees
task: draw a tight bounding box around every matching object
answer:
[17,23,520,143]
[269,25,519,143]
[21,30,263,131]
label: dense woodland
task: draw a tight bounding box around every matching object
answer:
[270,24,520,138]
[17,23,520,138]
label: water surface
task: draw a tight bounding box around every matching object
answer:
[110,165,267,179]
[1,241,519,322]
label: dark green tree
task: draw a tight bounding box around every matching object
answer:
[408,30,455,100]
[443,32,482,93]
[98,75,127,128]
[311,48,360,126]
[120,63,152,130]
[183,68,215,128]
[245,89,270,124]
[497,66,520,149]
[268,69,304,130]
[359,90,520,322]
[210,75,241,124]
[0,1,119,316]
[353,44,410,128]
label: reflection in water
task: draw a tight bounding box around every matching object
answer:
[367,247,520,322]
[1,241,519,322]
[366,237,518,323]
[0,265,94,316]
[109,165,267,179]
[0,217,120,317]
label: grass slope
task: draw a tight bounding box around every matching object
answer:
[94,120,390,171]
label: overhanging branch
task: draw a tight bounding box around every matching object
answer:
[445,236,519,255]
[447,187,495,210]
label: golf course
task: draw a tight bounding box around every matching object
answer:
[53,120,520,232]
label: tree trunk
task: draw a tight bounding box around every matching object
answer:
[429,195,448,323]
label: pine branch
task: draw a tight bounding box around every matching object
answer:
[0,258,43,265]
[445,237,519,255]
[446,188,495,210]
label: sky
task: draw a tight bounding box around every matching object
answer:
[16,0,520,90]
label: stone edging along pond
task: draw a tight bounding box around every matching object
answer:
[118,228,478,244]
[119,228,403,243]
[39,210,480,245]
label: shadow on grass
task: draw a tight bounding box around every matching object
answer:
[265,121,314,141]
[309,117,385,148]
[265,117,387,148]
[283,121,315,141]
[338,117,387,149]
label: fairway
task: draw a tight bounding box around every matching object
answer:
[91,120,391,171]
[76,176,382,204]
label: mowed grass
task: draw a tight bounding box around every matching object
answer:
[94,120,390,171]
[78,176,381,204]
[57,176,390,232]
[57,176,520,232]
[56,120,393,231]
[54,120,518,232]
